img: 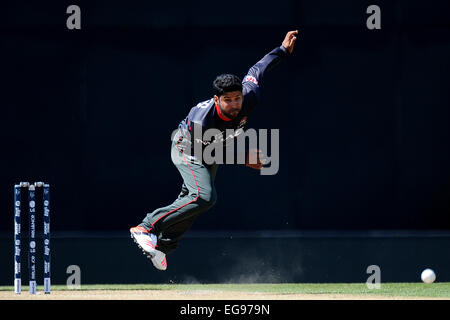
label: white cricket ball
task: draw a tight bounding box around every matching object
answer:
[421,268,436,284]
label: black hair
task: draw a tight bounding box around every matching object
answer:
[213,74,243,97]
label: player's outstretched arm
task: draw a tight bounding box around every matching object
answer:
[243,30,299,91]
[242,31,298,170]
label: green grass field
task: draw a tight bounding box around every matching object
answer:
[1,283,449,298]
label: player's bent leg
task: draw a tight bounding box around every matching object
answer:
[135,185,212,268]
[154,178,217,255]
[142,141,217,236]
[132,133,217,267]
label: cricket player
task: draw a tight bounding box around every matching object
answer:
[130,30,298,270]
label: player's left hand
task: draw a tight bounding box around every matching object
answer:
[282,30,298,54]
[245,148,268,170]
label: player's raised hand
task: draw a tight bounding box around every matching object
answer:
[282,30,298,54]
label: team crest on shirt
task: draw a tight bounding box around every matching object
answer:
[244,76,258,85]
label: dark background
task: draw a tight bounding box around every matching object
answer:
[1,0,450,232]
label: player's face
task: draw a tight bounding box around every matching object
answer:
[215,91,243,119]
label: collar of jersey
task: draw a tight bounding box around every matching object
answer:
[215,104,232,121]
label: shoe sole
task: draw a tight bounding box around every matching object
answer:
[130,233,155,261]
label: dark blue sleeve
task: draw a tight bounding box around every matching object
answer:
[242,45,289,105]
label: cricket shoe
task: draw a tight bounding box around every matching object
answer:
[150,250,168,271]
[130,226,157,257]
